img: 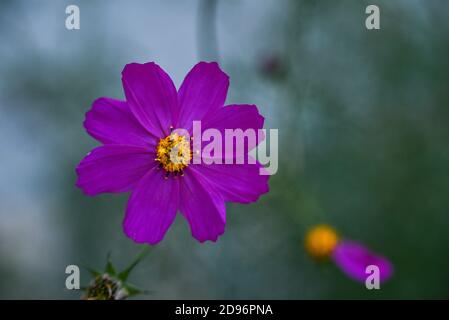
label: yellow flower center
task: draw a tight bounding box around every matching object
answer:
[304,224,339,259]
[155,133,191,176]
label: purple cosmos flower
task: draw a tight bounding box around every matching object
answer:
[305,225,393,284]
[76,62,269,244]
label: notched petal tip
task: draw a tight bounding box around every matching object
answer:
[195,60,228,73]
[192,225,225,243]
[122,223,164,246]
[74,163,96,197]
[121,61,159,75]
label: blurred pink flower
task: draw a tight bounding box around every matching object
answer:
[305,225,393,283]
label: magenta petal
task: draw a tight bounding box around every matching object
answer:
[179,169,226,242]
[202,104,264,132]
[123,168,179,244]
[84,97,158,147]
[201,104,265,161]
[75,145,154,196]
[191,161,269,204]
[122,62,179,137]
[332,241,394,283]
[177,62,229,130]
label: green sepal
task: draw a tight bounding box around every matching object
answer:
[105,252,117,276]
[118,246,151,281]
[82,265,101,277]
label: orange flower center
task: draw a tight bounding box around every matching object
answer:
[155,133,191,175]
[305,224,339,259]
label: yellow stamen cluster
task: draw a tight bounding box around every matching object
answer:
[304,224,339,259]
[155,133,191,175]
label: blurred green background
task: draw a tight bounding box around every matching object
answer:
[1,0,448,299]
